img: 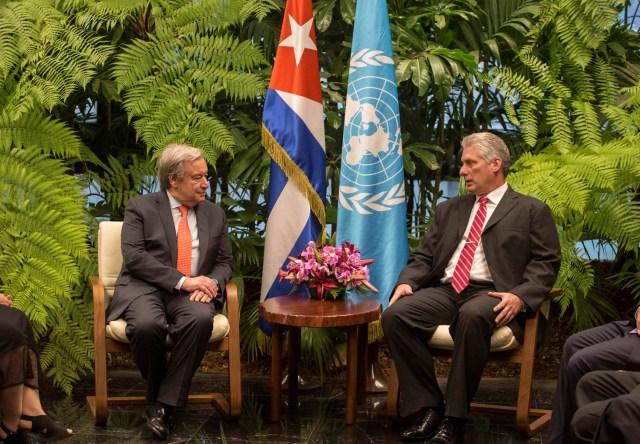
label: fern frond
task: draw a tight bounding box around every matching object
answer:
[0,0,113,116]
[486,66,544,99]
[114,0,272,156]
[0,146,88,372]
[571,101,601,149]
[518,100,540,147]
[584,197,640,252]
[0,112,84,159]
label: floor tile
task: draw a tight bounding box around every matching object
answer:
[20,370,555,443]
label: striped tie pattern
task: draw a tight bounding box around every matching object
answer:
[452,197,489,293]
[176,205,192,277]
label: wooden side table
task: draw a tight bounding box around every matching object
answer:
[259,292,382,425]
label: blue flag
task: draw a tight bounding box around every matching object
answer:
[260,0,326,335]
[336,0,408,310]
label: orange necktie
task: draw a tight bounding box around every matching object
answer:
[176,205,192,277]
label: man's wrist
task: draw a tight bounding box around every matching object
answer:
[176,276,187,291]
[520,297,528,312]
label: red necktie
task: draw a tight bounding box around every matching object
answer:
[176,205,192,277]
[452,197,489,293]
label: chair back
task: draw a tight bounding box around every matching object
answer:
[98,221,124,304]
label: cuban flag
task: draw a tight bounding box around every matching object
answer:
[336,0,408,310]
[260,0,326,335]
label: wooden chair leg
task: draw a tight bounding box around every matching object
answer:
[87,277,108,426]
[211,283,242,421]
[386,359,401,421]
[514,314,551,437]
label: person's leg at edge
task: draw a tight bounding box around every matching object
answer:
[571,370,640,444]
[18,386,73,438]
[593,392,640,443]
[0,385,22,438]
[546,321,636,444]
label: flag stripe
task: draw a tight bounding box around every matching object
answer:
[260,0,326,336]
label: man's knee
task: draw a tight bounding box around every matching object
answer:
[602,394,639,424]
[571,406,600,443]
[185,309,214,335]
[577,371,602,393]
[567,349,599,376]
[455,303,493,329]
[126,318,167,341]
[381,303,400,331]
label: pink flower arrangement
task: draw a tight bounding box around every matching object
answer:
[278,241,379,300]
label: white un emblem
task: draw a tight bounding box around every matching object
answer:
[339,54,405,215]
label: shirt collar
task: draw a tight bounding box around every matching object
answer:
[477,182,508,205]
[166,191,182,210]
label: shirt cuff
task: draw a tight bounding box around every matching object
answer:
[520,298,528,313]
[176,276,187,291]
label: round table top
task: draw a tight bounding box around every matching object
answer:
[258,292,382,328]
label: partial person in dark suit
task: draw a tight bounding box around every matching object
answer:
[106,144,233,440]
[570,370,640,443]
[381,132,561,444]
[0,293,73,443]
[546,306,640,444]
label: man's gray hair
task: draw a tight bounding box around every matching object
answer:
[158,143,204,191]
[461,132,511,176]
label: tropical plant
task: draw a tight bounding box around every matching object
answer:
[487,0,640,329]
[0,0,114,392]
[0,130,94,394]
[389,0,541,232]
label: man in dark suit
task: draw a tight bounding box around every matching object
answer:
[570,369,640,443]
[547,306,640,443]
[106,143,233,440]
[381,132,561,443]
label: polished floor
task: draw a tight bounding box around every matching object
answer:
[25,369,557,443]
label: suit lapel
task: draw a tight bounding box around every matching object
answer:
[156,192,178,266]
[457,195,476,238]
[195,204,209,273]
[484,186,519,232]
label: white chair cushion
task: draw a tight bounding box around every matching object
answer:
[428,324,519,352]
[98,221,124,304]
[106,313,230,344]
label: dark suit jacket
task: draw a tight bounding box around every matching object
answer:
[106,191,233,322]
[395,186,561,342]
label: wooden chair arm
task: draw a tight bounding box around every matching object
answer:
[540,287,563,319]
[91,276,106,347]
[224,282,239,324]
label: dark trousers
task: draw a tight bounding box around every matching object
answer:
[546,321,640,444]
[381,283,500,419]
[571,370,640,443]
[123,291,216,407]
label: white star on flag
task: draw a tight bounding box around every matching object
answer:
[279,15,317,66]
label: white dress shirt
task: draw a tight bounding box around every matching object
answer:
[441,182,509,284]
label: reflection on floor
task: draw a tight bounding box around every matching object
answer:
[29,369,556,443]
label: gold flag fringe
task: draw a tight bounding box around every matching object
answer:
[368,319,384,344]
[262,125,326,228]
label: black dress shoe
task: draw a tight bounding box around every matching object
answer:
[429,417,464,444]
[145,403,176,440]
[400,408,443,441]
